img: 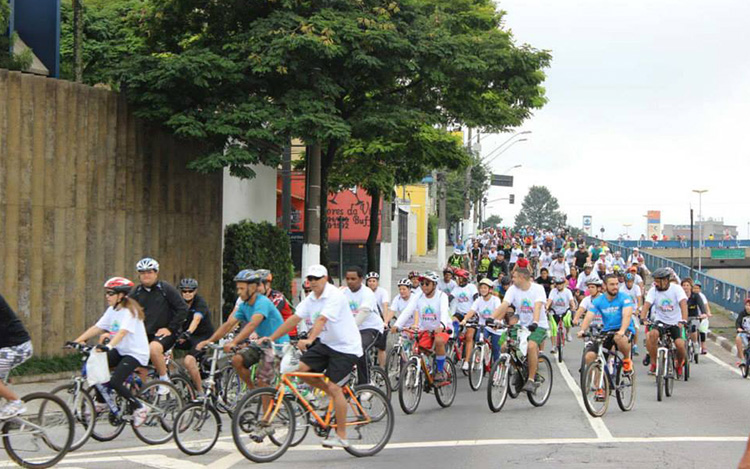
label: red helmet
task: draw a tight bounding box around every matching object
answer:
[103,277,135,294]
[454,269,469,279]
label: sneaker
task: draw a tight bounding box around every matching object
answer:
[594,389,606,402]
[648,364,656,375]
[566,333,572,342]
[359,391,373,403]
[157,378,172,396]
[94,402,109,414]
[433,371,447,383]
[322,433,350,448]
[622,358,633,374]
[0,400,26,420]
[642,355,650,367]
[700,349,707,355]
[132,406,148,427]
[633,345,639,356]
[522,380,539,394]
[550,348,557,355]
[462,361,470,372]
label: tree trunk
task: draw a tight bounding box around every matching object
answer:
[366,187,381,273]
[73,0,84,82]
[319,142,337,270]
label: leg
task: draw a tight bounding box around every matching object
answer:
[183,353,202,392]
[0,380,19,401]
[646,329,659,364]
[674,338,687,364]
[356,330,378,385]
[737,336,745,361]
[614,335,632,367]
[108,354,142,409]
[149,340,167,378]
[527,341,539,382]
[232,353,254,390]
[324,381,349,439]
[463,328,475,364]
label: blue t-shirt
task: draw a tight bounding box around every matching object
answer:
[235,294,290,344]
[588,292,635,333]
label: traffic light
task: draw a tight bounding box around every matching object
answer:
[509,194,515,204]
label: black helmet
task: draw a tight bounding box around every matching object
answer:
[179,278,199,290]
[652,268,671,280]
[500,276,511,286]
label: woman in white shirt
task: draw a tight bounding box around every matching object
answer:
[74,277,150,427]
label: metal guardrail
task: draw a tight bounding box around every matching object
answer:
[610,239,750,249]
[587,237,748,316]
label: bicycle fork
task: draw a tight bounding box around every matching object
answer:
[656,347,668,378]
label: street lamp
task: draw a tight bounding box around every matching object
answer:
[485,139,528,166]
[481,131,531,162]
[692,189,708,270]
[502,164,523,174]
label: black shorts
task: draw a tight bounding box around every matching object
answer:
[174,335,210,359]
[300,341,359,386]
[374,329,388,351]
[147,333,177,352]
[585,330,632,354]
[453,312,465,321]
[656,324,682,342]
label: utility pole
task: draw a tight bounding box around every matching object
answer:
[693,189,708,271]
[437,172,447,269]
[463,128,473,243]
[302,143,322,276]
[73,0,84,82]
[690,208,694,275]
[281,140,292,232]
[379,196,393,293]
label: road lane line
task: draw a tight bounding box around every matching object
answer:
[705,352,743,377]
[553,356,614,441]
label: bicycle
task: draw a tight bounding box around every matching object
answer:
[487,324,553,413]
[384,332,413,391]
[468,324,500,391]
[685,317,703,374]
[578,323,603,389]
[446,324,468,375]
[231,370,394,463]
[398,330,458,414]
[580,330,636,417]
[739,332,750,379]
[653,322,678,402]
[549,310,571,363]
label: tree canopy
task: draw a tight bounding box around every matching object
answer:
[514,185,568,231]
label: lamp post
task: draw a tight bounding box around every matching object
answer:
[623,223,632,238]
[693,189,708,271]
[484,139,528,166]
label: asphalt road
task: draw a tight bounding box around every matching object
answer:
[3,333,748,469]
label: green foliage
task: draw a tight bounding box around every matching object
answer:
[514,185,568,231]
[428,214,438,251]
[223,221,294,317]
[9,354,82,378]
[443,153,488,225]
[483,214,503,229]
[0,2,33,71]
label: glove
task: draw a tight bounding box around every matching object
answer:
[180,331,193,341]
[95,344,110,352]
[528,322,538,332]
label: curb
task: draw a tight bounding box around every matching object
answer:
[8,371,74,385]
[707,331,736,354]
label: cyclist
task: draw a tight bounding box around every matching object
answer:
[735,299,750,366]
[73,278,149,426]
[549,252,570,280]
[488,252,508,281]
[257,269,296,338]
[642,268,688,377]
[540,247,554,273]
[491,267,549,393]
[461,278,504,362]
[681,277,707,361]
[263,264,362,448]
[573,277,604,325]
[494,276,512,301]
[197,270,289,390]
[619,273,643,355]
[547,277,576,350]
[390,278,414,319]
[175,278,215,393]
[408,271,422,294]
[450,269,479,356]
[343,267,383,387]
[693,281,712,354]
[577,274,635,377]
[438,268,457,296]
[576,263,599,292]
[0,293,33,419]
[365,272,392,368]
[574,244,590,272]
[536,267,553,297]
[528,241,542,276]
[392,271,452,382]
[129,258,188,388]
[448,248,466,270]
[477,251,491,279]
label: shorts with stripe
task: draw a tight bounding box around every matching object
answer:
[0,340,33,381]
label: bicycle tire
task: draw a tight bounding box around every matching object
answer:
[2,392,74,469]
[170,374,196,403]
[556,327,564,363]
[581,362,609,417]
[369,366,392,401]
[665,354,675,397]
[398,359,422,414]
[527,355,553,407]
[615,366,636,412]
[173,403,221,455]
[487,358,510,413]
[87,387,127,442]
[132,380,184,445]
[742,363,749,379]
[232,387,295,463]
[656,351,665,402]
[385,347,402,391]
[508,365,523,399]
[468,348,484,391]
[344,385,395,458]
[435,358,457,408]
[50,383,96,451]
[287,397,310,447]
[684,354,690,382]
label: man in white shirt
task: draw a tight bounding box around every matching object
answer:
[492,267,548,394]
[365,271,392,367]
[642,268,688,377]
[612,252,627,272]
[576,263,599,291]
[264,264,362,448]
[546,277,576,347]
[549,252,570,279]
[343,267,383,387]
[460,278,503,369]
[539,247,554,271]
[437,268,457,296]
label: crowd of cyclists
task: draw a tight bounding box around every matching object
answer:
[1,224,750,465]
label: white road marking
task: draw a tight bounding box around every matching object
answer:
[705,352,743,377]
[553,355,614,441]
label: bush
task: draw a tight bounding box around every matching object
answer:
[223,221,294,317]
[428,214,438,251]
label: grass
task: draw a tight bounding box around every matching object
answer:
[9,354,83,377]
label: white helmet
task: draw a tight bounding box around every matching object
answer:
[136,257,160,272]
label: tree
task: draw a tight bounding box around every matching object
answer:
[514,186,568,231]
[0,2,33,71]
[483,214,503,229]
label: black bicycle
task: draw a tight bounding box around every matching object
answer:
[580,330,636,417]
[739,332,750,379]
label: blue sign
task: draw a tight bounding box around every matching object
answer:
[9,0,60,77]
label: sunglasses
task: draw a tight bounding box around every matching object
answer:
[306,276,323,282]
[420,280,433,286]
[105,291,118,297]
[181,289,196,294]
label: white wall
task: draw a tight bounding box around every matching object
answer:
[222,165,278,227]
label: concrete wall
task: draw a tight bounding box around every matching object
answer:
[222,165,277,227]
[702,269,750,289]
[0,71,223,356]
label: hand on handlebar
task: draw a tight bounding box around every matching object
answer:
[577,330,585,339]
[527,322,538,333]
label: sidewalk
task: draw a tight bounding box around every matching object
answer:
[389,251,439,296]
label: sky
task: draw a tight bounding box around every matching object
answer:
[479,0,750,238]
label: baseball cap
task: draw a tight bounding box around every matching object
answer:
[305,264,328,279]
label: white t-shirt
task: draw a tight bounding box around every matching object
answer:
[528,246,541,259]
[503,283,549,329]
[619,283,642,308]
[395,291,452,332]
[549,260,570,279]
[295,283,363,356]
[540,252,554,269]
[437,279,457,296]
[370,286,390,316]
[576,271,600,290]
[564,248,577,265]
[390,294,412,318]
[469,295,502,325]
[645,283,687,325]
[342,286,383,331]
[548,288,574,316]
[451,283,478,316]
[510,248,523,264]
[580,295,603,326]
[95,307,150,366]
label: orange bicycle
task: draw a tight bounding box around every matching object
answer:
[231,370,394,462]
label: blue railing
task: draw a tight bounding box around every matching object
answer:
[607,239,750,250]
[588,237,748,316]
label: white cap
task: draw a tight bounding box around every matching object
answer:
[305,264,328,278]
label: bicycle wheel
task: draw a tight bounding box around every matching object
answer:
[527,355,553,407]
[487,358,510,413]
[615,366,636,412]
[556,328,564,363]
[170,374,196,403]
[398,359,422,414]
[581,361,609,417]
[468,348,484,391]
[232,387,295,463]
[173,402,220,455]
[2,392,74,469]
[132,380,184,445]
[220,365,246,413]
[87,387,127,442]
[742,362,749,379]
[344,385,395,457]
[684,354,690,382]
[435,358,457,408]
[369,366,392,401]
[656,352,664,402]
[665,354,675,397]
[287,397,310,447]
[50,383,95,451]
[385,347,402,391]
[508,365,523,399]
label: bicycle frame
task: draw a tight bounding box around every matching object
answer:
[655,326,676,379]
[588,333,620,393]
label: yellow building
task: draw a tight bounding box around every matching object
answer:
[397,184,431,256]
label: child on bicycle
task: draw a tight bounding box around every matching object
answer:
[0,293,33,419]
[73,277,150,427]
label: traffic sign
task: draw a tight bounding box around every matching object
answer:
[490,174,514,187]
[710,248,746,260]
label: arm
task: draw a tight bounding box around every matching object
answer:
[641,302,652,321]
[106,328,130,349]
[184,313,203,335]
[618,306,633,336]
[491,301,510,322]
[679,299,688,322]
[579,311,595,334]
[74,325,107,344]
[382,302,393,327]
[197,315,240,349]
[230,314,265,347]
[462,309,477,325]
[532,301,543,324]
[166,285,189,334]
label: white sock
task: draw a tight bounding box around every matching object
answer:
[159,375,169,381]
[11,399,23,405]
